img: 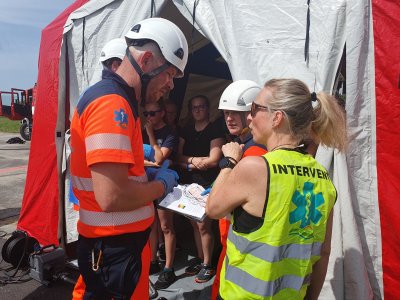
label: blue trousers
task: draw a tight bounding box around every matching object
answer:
[77,229,150,300]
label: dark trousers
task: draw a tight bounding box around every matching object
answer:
[78,229,150,300]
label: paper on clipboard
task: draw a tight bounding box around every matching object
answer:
[158,183,208,222]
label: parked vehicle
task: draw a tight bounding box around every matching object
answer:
[0,84,36,140]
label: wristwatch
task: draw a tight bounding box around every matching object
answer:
[219,157,236,169]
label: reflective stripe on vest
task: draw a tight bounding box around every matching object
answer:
[71,174,148,192]
[224,256,311,297]
[85,133,132,152]
[79,206,154,226]
[227,227,322,262]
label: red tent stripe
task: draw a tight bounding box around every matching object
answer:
[17,0,88,246]
[372,0,400,298]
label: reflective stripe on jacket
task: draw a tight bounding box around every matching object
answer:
[70,70,154,238]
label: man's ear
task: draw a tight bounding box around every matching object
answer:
[139,51,153,70]
[110,60,121,73]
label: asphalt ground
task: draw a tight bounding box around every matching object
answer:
[0,132,29,233]
[0,132,78,299]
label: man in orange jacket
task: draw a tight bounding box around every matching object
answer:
[71,17,188,299]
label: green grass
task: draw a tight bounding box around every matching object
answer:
[0,116,20,133]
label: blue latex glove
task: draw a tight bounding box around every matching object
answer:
[143,144,155,162]
[154,161,179,197]
[201,187,212,196]
[145,167,158,181]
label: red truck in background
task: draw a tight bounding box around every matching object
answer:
[0,83,36,140]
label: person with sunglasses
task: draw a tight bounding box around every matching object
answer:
[206,78,347,300]
[211,80,267,300]
[174,95,225,284]
[142,100,178,166]
[141,100,180,288]
[70,18,187,299]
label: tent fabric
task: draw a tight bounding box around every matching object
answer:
[372,0,400,298]
[17,0,400,298]
[17,0,89,246]
[312,1,384,299]
[174,0,346,91]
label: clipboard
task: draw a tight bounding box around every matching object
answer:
[157,184,208,222]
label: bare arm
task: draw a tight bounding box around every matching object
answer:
[195,137,225,169]
[305,210,334,300]
[175,137,189,163]
[144,122,173,164]
[91,162,164,212]
[206,155,267,219]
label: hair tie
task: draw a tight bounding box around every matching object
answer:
[311,92,318,102]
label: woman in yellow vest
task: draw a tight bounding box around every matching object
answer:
[206,78,347,300]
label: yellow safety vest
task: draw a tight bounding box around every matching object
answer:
[220,149,336,300]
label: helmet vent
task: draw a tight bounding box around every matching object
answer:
[131,24,141,33]
[174,48,184,59]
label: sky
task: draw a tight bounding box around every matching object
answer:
[0,0,73,97]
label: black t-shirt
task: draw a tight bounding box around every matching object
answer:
[179,121,225,187]
[142,125,178,152]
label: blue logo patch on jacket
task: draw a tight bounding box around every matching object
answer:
[114,108,128,129]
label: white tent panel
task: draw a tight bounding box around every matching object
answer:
[54,0,383,299]
[175,0,346,91]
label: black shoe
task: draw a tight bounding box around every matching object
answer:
[149,280,158,299]
[154,269,176,289]
[150,260,161,275]
[184,257,203,275]
[158,244,166,262]
[195,264,215,283]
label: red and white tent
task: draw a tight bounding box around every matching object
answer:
[17,0,400,298]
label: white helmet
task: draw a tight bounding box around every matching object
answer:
[125,18,188,77]
[99,38,126,62]
[219,80,261,112]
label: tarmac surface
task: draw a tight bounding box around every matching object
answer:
[0,132,215,299]
[0,132,78,299]
[0,132,29,233]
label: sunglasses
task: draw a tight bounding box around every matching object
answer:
[250,101,271,118]
[143,110,162,117]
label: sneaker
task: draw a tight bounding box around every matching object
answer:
[195,264,215,283]
[154,269,176,289]
[158,244,166,262]
[150,260,161,275]
[184,257,203,275]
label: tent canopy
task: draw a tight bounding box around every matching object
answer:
[17,0,400,299]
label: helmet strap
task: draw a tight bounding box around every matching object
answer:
[126,48,171,103]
